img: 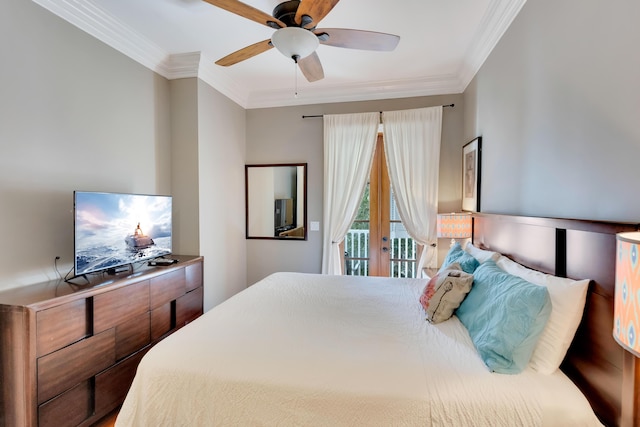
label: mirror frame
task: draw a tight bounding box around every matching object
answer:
[245,163,308,240]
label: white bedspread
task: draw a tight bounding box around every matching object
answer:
[116,272,603,426]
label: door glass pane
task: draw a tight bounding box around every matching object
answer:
[345,183,370,276]
[389,190,418,278]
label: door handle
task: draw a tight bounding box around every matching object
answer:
[382,236,388,242]
[382,247,389,252]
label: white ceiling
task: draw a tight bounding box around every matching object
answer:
[32,0,526,109]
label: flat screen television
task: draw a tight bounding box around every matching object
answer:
[74,191,173,276]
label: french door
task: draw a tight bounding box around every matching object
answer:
[343,134,420,277]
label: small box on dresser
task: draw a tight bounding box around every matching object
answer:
[0,255,203,427]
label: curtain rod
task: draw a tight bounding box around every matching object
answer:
[301,104,454,119]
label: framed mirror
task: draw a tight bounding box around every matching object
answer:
[245,163,307,240]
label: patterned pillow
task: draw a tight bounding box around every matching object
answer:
[420,263,474,324]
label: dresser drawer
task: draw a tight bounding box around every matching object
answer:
[115,312,151,360]
[151,302,172,340]
[95,347,149,416]
[94,280,150,333]
[176,287,203,328]
[150,269,185,309]
[37,329,116,404]
[38,379,91,427]
[36,299,89,357]
[185,262,203,291]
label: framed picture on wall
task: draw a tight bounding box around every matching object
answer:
[462,136,482,212]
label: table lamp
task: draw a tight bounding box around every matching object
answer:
[437,213,472,247]
[614,231,640,427]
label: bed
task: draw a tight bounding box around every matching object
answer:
[116,213,638,426]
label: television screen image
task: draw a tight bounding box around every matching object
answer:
[74,191,172,275]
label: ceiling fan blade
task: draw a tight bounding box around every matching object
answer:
[315,28,400,51]
[202,0,285,29]
[298,52,324,82]
[295,0,340,29]
[215,39,273,66]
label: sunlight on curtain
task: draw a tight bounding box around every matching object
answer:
[382,106,442,271]
[322,112,379,275]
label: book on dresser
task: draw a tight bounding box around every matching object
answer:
[0,255,204,427]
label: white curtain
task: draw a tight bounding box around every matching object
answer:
[322,112,379,275]
[382,106,442,272]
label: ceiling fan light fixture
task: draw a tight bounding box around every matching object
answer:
[271,27,319,61]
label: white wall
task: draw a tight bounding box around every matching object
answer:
[246,94,464,285]
[247,167,275,237]
[464,0,640,222]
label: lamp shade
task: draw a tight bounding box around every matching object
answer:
[271,27,319,61]
[614,232,640,356]
[437,213,472,239]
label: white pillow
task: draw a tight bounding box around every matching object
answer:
[463,242,500,264]
[495,255,589,374]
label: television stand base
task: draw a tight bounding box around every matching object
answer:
[106,265,131,275]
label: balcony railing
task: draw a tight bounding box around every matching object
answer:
[344,229,418,278]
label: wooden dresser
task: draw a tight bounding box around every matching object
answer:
[0,255,204,427]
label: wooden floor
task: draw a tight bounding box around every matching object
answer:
[93,408,118,427]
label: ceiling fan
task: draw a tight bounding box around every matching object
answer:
[203,0,400,82]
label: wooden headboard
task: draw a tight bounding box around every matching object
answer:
[471,213,639,427]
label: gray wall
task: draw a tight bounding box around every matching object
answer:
[0,0,171,290]
[0,0,248,309]
[464,0,640,222]
[170,78,201,256]
[8,0,636,304]
[246,94,464,285]
[197,80,247,310]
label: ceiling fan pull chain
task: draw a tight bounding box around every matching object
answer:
[293,54,299,98]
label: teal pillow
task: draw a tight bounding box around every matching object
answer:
[456,261,552,374]
[440,242,479,274]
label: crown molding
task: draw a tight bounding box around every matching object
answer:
[161,52,201,80]
[197,56,250,107]
[32,0,168,75]
[244,74,464,109]
[32,0,526,109]
[457,0,527,91]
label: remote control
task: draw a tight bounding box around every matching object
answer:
[148,259,178,267]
